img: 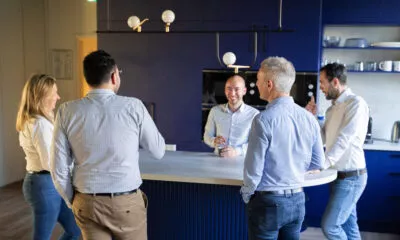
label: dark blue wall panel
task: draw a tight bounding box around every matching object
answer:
[323,0,400,25]
[97,0,322,151]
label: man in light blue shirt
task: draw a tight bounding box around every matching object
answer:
[51,50,165,240]
[241,57,325,239]
[203,75,259,158]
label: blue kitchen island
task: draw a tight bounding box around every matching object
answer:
[138,150,337,240]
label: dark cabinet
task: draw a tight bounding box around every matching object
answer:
[323,0,400,25]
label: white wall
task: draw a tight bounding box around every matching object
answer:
[45,0,97,103]
[0,0,33,186]
[0,0,96,187]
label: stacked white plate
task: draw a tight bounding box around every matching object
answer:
[370,42,400,48]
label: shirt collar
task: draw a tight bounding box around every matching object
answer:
[266,96,294,109]
[333,88,353,105]
[223,103,245,113]
[86,89,116,96]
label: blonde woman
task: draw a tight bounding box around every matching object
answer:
[16,74,81,240]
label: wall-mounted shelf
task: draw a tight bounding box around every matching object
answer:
[96,29,294,34]
[347,70,400,73]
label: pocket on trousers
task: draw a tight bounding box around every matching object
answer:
[72,194,94,220]
[114,193,147,230]
[248,198,280,231]
[141,190,148,209]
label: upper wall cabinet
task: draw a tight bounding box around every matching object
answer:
[323,0,400,24]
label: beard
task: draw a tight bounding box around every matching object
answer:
[325,85,340,100]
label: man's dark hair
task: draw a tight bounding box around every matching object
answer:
[83,50,116,87]
[320,63,347,85]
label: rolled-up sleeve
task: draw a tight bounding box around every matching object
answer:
[50,105,74,208]
[203,108,216,148]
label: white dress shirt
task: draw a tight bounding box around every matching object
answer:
[19,116,53,172]
[203,103,259,155]
[323,88,369,171]
[50,89,165,208]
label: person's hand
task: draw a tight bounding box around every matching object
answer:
[306,169,321,174]
[220,146,238,158]
[213,136,226,147]
[305,96,317,115]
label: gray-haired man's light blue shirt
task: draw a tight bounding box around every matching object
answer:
[50,89,165,207]
[240,97,325,203]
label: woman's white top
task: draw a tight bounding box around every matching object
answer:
[19,116,53,172]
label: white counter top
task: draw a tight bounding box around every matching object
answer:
[363,140,400,152]
[139,150,337,187]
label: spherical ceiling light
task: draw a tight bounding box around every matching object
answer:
[127,16,140,28]
[222,52,236,66]
[161,10,175,32]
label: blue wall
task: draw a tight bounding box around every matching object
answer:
[322,0,400,25]
[97,0,400,151]
[97,0,322,151]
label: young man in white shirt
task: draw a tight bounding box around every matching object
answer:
[203,75,259,158]
[306,63,368,239]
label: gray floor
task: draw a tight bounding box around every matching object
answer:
[1,181,399,240]
[301,227,400,240]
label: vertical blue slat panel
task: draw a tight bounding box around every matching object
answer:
[141,180,248,240]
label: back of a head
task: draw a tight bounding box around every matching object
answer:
[320,63,347,85]
[260,57,296,93]
[83,50,116,87]
[16,74,56,131]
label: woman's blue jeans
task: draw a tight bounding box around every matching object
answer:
[23,173,81,240]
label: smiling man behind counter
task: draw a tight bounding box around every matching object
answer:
[203,75,259,158]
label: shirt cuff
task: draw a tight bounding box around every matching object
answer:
[241,193,251,204]
[240,185,254,204]
[323,155,333,170]
[234,147,243,156]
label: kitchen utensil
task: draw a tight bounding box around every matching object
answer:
[366,62,377,71]
[393,61,400,72]
[323,36,341,47]
[344,38,368,48]
[370,42,400,48]
[354,61,364,71]
[379,61,393,71]
[391,121,400,143]
[364,117,373,144]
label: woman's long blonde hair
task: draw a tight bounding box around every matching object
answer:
[16,74,57,132]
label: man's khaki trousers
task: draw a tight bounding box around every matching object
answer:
[72,189,148,240]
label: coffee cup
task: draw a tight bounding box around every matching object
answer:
[366,61,377,71]
[218,145,226,156]
[379,61,393,72]
[393,61,400,72]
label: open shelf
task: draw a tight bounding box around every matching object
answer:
[347,70,400,73]
[324,47,400,50]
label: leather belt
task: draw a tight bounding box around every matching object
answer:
[27,170,50,175]
[337,168,367,179]
[255,187,303,196]
[78,189,137,197]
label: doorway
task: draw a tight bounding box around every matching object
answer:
[77,36,97,97]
